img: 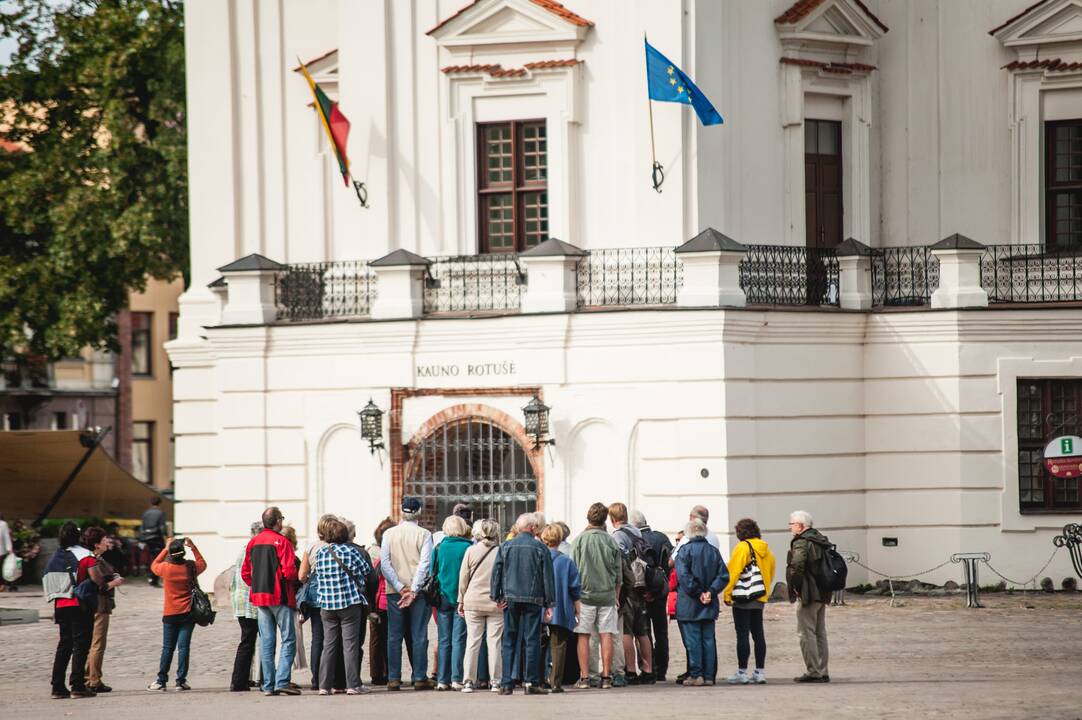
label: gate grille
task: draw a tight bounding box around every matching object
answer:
[405,417,537,533]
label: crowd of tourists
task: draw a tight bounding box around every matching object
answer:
[43,498,839,698]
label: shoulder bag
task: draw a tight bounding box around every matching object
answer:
[731,540,766,602]
[328,546,370,604]
[419,546,441,606]
[188,561,216,626]
[460,544,497,600]
[67,558,100,613]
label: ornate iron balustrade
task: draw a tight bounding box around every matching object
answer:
[274,260,375,321]
[422,254,526,314]
[575,246,683,307]
[981,244,1082,303]
[871,246,940,307]
[739,245,839,306]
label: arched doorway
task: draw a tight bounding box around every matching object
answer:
[404,416,537,532]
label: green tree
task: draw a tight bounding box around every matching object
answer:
[0,0,186,361]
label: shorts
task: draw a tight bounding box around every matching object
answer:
[621,596,651,637]
[574,603,618,635]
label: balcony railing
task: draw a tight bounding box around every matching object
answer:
[422,254,526,314]
[575,247,683,308]
[275,261,375,321]
[872,246,939,307]
[981,244,1082,303]
[739,245,839,306]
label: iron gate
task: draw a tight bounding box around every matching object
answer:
[404,417,537,533]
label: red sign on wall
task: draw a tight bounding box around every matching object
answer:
[1044,435,1082,478]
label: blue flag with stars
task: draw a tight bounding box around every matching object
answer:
[645,40,723,126]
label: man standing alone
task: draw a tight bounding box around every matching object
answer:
[242,506,300,695]
[140,497,167,586]
[786,510,830,683]
[380,497,435,691]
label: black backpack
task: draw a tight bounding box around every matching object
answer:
[618,527,667,596]
[813,540,848,593]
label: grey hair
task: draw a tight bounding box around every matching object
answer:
[515,513,538,533]
[690,505,710,524]
[532,512,547,529]
[476,518,500,542]
[629,509,648,529]
[685,518,707,539]
[789,510,813,528]
[339,516,357,542]
[250,522,263,537]
[402,507,421,520]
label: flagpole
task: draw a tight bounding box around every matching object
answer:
[645,34,664,193]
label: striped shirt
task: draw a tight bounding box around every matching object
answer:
[231,550,258,620]
[314,544,371,611]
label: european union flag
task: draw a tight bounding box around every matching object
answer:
[645,40,723,126]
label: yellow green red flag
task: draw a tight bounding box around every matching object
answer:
[298,58,351,186]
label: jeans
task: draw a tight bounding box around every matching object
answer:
[157,619,195,685]
[436,597,467,685]
[386,593,430,683]
[732,606,766,670]
[647,597,669,679]
[307,610,324,690]
[501,602,542,688]
[230,617,259,690]
[257,605,297,692]
[320,605,363,691]
[52,606,93,692]
[678,620,716,681]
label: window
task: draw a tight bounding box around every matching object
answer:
[132,421,153,484]
[1046,120,1082,249]
[3,413,23,430]
[477,120,548,253]
[804,119,843,249]
[131,312,152,376]
[52,412,68,430]
[1017,379,1082,511]
[168,312,179,341]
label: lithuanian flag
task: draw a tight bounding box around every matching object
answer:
[298,58,351,186]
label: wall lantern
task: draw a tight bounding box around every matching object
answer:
[358,399,385,454]
[522,395,555,450]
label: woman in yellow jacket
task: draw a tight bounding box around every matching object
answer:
[722,518,776,685]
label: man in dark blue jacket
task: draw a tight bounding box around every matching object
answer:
[674,518,728,687]
[490,513,555,695]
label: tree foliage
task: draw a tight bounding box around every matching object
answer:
[0,0,186,360]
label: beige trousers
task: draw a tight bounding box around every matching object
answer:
[796,601,829,678]
[85,612,110,685]
[463,609,504,685]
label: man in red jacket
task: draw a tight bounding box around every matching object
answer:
[242,506,299,696]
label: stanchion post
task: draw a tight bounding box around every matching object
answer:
[1053,523,1082,578]
[951,552,991,608]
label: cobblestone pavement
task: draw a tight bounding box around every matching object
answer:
[1,584,1081,720]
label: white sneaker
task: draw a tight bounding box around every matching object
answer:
[451,682,464,691]
[461,682,474,693]
[490,684,501,693]
[726,671,750,685]
[436,682,451,691]
[751,671,767,685]
[147,682,166,692]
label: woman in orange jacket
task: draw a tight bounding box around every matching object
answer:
[148,537,207,692]
[721,518,776,685]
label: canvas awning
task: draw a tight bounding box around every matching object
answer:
[0,430,172,521]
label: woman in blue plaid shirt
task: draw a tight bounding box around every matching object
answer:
[313,518,372,695]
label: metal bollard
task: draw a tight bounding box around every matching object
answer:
[1053,524,1082,578]
[831,551,860,606]
[951,553,991,608]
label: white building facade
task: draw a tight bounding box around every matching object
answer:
[171,0,1082,583]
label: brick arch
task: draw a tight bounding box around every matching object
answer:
[393,400,545,520]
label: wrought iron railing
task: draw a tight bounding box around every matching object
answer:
[274,260,375,321]
[575,247,683,307]
[981,244,1082,303]
[739,245,839,306]
[872,246,939,306]
[422,254,526,313]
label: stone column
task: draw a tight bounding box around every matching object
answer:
[218,254,285,325]
[930,234,988,309]
[519,238,587,314]
[835,238,876,311]
[674,228,747,308]
[369,249,431,320]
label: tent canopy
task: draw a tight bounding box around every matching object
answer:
[0,430,173,521]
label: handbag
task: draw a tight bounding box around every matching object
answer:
[188,561,216,626]
[66,556,99,612]
[731,540,766,602]
[419,547,441,606]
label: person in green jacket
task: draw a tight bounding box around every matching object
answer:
[570,502,622,689]
[433,515,472,690]
[785,510,831,683]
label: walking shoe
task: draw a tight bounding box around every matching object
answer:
[625,673,640,685]
[611,674,628,687]
[277,686,302,695]
[524,684,548,695]
[51,690,71,699]
[413,679,435,691]
[436,682,451,691]
[387,680,402,691]
[451,681,464,690]
[230,686,250,692]
[638,672,656,685]
[264,690,278,696]
[332,689,346,694]
[346,687,370,695]
[550,686,564,693]
[794,674,827,683]
[490,684,501,693]
[588,676,600,688]
[498,686,514,695]
[727,671,750,685]
[751,671,767,684]
[461,681,474,693]
[600,676,613,690]
[685,676,705,687]
[70,688,96,698]
[704,679,715,686]
[318,690,330,696]
[87,683,112,693]
[147,682,166,692]
[287,682,301,690]
[175,682,191,691]
[675,672,689,685]
[573,678,591,690]
[822,675,831,683]
[476,681,490,690]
